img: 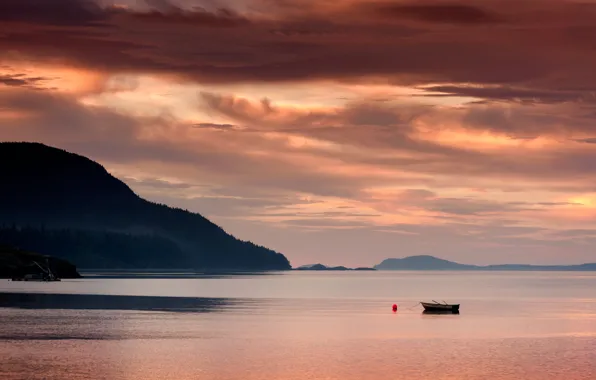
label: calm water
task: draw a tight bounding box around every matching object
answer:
[1,271,595,379]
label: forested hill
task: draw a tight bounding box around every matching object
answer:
[0,142,291,270]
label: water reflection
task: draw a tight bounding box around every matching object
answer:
[422,310,461,315]
[0,292,236,313]
[80,270,286,279]
[1,272,596,380]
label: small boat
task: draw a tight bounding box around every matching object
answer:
[421,300,460,313]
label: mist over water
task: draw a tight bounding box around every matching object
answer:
[1,271,595,379]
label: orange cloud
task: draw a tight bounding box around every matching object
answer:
[3,0,596,265]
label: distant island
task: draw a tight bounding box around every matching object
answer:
[295,264,376,271]
[0,245,81,279]
[375,255,596,271]
[0,142,291,271]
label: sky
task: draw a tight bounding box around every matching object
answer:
[2,0,596,267]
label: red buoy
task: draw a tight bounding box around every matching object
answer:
[392,304,398,312]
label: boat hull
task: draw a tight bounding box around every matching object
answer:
[421,302,460,313]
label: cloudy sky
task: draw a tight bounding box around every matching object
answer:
[2,0,596,267]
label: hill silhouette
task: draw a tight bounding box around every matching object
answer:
[0,142,291,270]
[375,255,474,270]
[375,255,596,271]
[295,263,376,271]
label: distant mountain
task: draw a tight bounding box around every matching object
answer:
[296,264,350,271]
[375,255,474,270]
[0,142,291,271]
[483,263,596,271]
[374,255,596,271]
[295,263,376,271]
[0,245,81,279]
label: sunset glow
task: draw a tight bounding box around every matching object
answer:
[2,0,596,266]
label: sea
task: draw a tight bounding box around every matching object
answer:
[0,271,595,380]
